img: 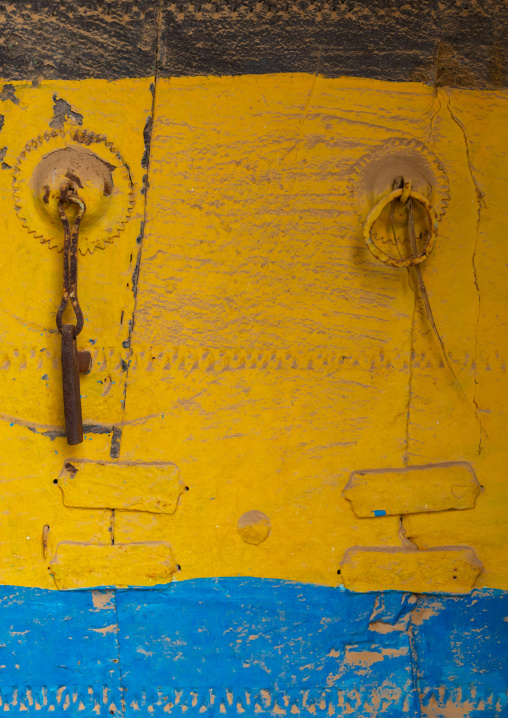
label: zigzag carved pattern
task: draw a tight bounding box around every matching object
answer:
[0,685,504,715]
[0,686,410,715]
[0,347,506,375]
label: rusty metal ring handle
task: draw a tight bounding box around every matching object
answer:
[363,188,438,268]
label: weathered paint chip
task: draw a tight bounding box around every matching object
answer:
[58,460,184,514]
[91,590,115,611]
[341,547,482,594]
[343,462,481,517]
[49,542,177,589]
[344,644,409,667]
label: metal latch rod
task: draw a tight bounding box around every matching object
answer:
[57,183,91,445]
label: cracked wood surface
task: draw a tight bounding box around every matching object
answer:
[343,462,482,517]
[0,75,507,595]
[0,35,507,718]
[0,581,506,716]
[403,88,508,590]
[57,460,183,514]
[49,541,177,589]
[0,1,507,89]
[341,546,482,593]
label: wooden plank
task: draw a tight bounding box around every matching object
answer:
[58,460,184,514]
[341,547,482,593]
[343,462,482,517]
[49,542,177,589]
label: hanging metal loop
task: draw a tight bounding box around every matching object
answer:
[363,187,438,268]
[56,184,86,336]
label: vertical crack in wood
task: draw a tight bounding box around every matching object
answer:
[404,270,417,468]
[113,0,164,459]
[445,92,486,454]
[408,594,425,717]
[112,589,126,717]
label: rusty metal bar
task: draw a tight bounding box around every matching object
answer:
[61,324,83,445]
[56,186,90,445]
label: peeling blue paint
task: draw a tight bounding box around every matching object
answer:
[412,590,508,715]
[0,581,506,716]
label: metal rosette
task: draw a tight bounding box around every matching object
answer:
[349,138,450,262]
[13,128,135,254]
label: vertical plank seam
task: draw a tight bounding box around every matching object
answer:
[408,595,424,718]
[444,91,486,454]
[113,0,164,459]
[113,589,127,718]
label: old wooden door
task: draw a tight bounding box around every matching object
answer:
[0,2,507,716]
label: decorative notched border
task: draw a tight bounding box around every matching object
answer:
[0,345,503,375]
[12,128,136,254]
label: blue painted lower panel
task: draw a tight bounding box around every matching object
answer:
[411,591,508,716]
[0,580,506,717]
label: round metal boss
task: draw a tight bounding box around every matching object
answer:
[13,129,135,254]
